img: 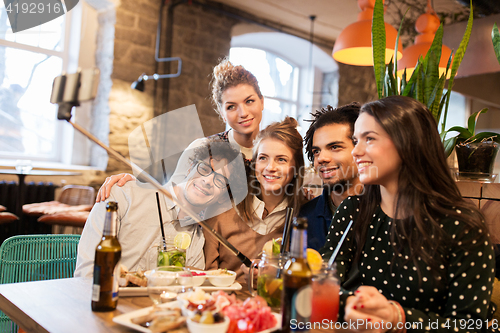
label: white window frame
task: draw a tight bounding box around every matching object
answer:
[0,4,81,165]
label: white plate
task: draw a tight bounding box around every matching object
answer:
[112,301,180,333]
[119,282,242,297]
[112,303,281,333]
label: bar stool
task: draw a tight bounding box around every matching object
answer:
[23,185,95,234]
[38,211,90,234]
[0,212,19,224]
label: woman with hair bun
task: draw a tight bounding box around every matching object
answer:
[204,117,305,282]
[95,58,264,200]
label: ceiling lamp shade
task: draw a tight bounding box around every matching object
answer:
[397,0,452,78]
[332,0,403,66]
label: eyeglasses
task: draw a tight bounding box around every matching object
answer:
[196,160,229,189]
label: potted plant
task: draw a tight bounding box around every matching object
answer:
[371,0,473,134]
[442,108,500,179]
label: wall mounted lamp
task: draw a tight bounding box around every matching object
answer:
[130,1,182,92]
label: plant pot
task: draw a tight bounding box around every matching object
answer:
[455,141,499,181]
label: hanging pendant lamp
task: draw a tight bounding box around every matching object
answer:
[332,0,402,66]
[397,0,452,78]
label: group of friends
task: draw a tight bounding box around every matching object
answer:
[73,59,496,332]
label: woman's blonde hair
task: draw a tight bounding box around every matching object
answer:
[211,58,263,115]
[238,117,305,224]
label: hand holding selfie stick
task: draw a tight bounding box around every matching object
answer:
[51,69,252,267]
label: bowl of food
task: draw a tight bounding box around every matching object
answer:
[186,312,229,333]
[177,288,214,317]
[206,269,236,287]
[190,270,207,287]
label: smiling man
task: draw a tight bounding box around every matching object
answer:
[74,140,244,277]
[299,103,364,250]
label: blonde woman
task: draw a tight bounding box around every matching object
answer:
[95,59,264,201]
[204,117,305,282]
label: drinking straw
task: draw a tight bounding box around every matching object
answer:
[328,219,354,268]
[280,207,294,254]
[156,192,167,251]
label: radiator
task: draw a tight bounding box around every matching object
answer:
[0,181,57,210]
[0,181,57,244]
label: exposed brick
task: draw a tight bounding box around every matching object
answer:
[115,27,154,48]
[112,62,154,85]
[182,45,202,62]
[128,47,157,68]
[338,63,377,105]
[138,17,159,34]
[175,29,197,46]
[116,8,136,27]
[119,0,158,18]
[202,49,224,65]
[113,41,131,61]
[108,1,239,162]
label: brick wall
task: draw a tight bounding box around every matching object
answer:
[103,1,375,175]
[105,1,239,174]
[338,63,378,106]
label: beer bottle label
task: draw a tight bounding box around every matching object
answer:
[112,260,121,301]
[291,285,312,331]
[92,265,101,302]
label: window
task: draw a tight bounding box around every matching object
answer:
[229,47,299,128]
[0,3,76,163]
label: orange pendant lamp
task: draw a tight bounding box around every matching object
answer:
[397,0,452,78]
[332,0,403,66]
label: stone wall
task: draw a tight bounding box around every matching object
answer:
[103,0,160,174]
[166,4,239,135]
[338,63,378,106]
[105,1,239,175]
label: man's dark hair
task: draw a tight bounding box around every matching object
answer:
[190,139,246,199]
[304,102,361,163]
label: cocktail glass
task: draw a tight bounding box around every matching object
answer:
[310,263,340,323]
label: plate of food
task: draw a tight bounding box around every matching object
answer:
[119,268,241,296]
[112,302,187,333]
[113,290,281,333]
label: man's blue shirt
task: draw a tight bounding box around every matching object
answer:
[299,187,335,251]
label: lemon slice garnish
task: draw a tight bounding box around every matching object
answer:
[174,232,192,250]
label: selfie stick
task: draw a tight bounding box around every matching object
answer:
[50,69,252,267]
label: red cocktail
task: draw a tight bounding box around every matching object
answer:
[310,264,339,323]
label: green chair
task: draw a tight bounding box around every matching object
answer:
[0,234,80,333]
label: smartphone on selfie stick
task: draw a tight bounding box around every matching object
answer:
[49,69,252,267]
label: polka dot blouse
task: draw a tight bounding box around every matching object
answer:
[320,196,496,332]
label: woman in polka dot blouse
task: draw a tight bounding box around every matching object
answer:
[320,96,495,332]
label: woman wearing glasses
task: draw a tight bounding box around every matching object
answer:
[203,117,305,282]
[320,96,495,332]
[95,58,264,201]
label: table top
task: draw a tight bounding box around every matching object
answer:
[0,277,336,333]
[0,169,81,177]
[0,278,160,333]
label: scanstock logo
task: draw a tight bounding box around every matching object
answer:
[3,0,79,33]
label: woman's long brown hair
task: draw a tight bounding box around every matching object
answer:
[353,96,488,284]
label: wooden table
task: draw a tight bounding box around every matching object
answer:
[0,277,256,333]
[0,278,336,333]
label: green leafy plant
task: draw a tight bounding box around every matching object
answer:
[439,22,500,157]
[442,108,500,157]
[371,0,473,134]
[492,23,500,64]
